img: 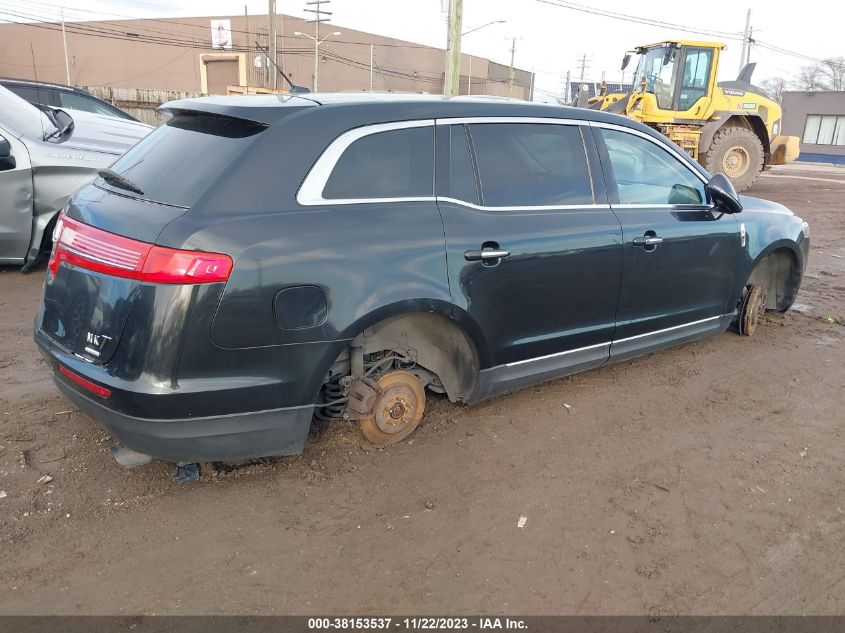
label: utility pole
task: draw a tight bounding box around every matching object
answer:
[369,43,374,91]
[268,0,277,89]
[746,26,754,66]
[564,70,571,104]
[245,4,250,91]
[443,0,463,96]
[507,37,517,97]
[577,54,590,80]
[60,7,70,85]
[739,8,751,73]
[304,0,332,91]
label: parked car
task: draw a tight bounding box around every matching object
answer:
[34,93,809,467]
[0,85,152,267]
[0,77,138,121]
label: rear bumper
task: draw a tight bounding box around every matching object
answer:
[54,380,312,462]
[36,330,314,463]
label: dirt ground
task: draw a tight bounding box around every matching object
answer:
[1,167,843,615]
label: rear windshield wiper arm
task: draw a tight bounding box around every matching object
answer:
[98,168,144,195]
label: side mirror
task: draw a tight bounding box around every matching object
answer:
[621,53,631,71]
[0,138,16,172]
[53,108,75,141]
[705,173,743,214]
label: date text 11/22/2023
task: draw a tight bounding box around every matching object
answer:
[307,617,528,630]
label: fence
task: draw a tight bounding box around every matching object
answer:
[83,86,203,126]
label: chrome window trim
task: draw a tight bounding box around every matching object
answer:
[589,121,710,186]
[436,116,587,126]
[297,119,435,206]
[437,196,610,212]
[613,203,716,210]
[499,314,726,370]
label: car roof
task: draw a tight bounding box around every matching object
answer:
[159,92,640,129]
[0,77,86,94]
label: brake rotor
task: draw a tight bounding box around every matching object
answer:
[739,284,766,336]
[359,370,426,446]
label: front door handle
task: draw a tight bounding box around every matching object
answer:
[464,249,510,262]
[632,235,663,248]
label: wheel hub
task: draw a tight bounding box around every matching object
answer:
[376,391,415,433]
[722,146,750,178]
[388,401,406,420]
[359,370,426,445]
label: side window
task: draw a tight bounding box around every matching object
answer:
[678,48,712,111]
[468,123,593,207]
[5,84,55,106]
[58,92,122,118]
[322,126,434,200]
[600,128,706,206]
[449,125,479,204]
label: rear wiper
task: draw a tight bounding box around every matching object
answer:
[98,168,144,195]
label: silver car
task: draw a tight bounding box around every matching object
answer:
[0,85,152,268]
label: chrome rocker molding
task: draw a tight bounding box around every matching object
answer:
[472,314,730,402]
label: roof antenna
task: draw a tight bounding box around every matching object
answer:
[30,42,45,140]
[254,40,310,93]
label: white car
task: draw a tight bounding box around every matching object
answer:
[0,85,152,268]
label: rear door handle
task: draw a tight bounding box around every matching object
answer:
[632,236,663,247]
[464,249,510,262]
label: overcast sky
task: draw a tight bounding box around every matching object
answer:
[5,0,843,100]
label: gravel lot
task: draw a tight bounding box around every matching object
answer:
[1,166,843,615]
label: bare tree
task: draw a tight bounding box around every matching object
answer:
[819,57,845,91]
[760,77,788,103]
[795,64,828,91]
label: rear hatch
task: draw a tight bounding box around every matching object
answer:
[38,110,269,365]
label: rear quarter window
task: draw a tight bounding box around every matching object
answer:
[322,126,434,200]
[99,112,267,208]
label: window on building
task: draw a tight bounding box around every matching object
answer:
[803,115,845,146]
[322,126,434,200]
[468,123,593,207]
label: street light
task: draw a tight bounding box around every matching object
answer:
[462,19,505,37]
[455,20,505,96]
[294,30,341,92]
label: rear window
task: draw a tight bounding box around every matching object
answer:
[99,112,267,208]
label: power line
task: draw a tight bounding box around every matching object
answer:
[536,0,844,72]
[535,0,743,41]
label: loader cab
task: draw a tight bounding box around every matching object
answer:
[630,41,721,117]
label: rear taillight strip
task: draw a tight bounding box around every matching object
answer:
[62,244,139,270]
[49,212,233,284]
[70,234,144,264]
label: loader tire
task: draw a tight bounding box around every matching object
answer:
[700,126,764,193]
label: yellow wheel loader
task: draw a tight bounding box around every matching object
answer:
[584,40,800,191]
